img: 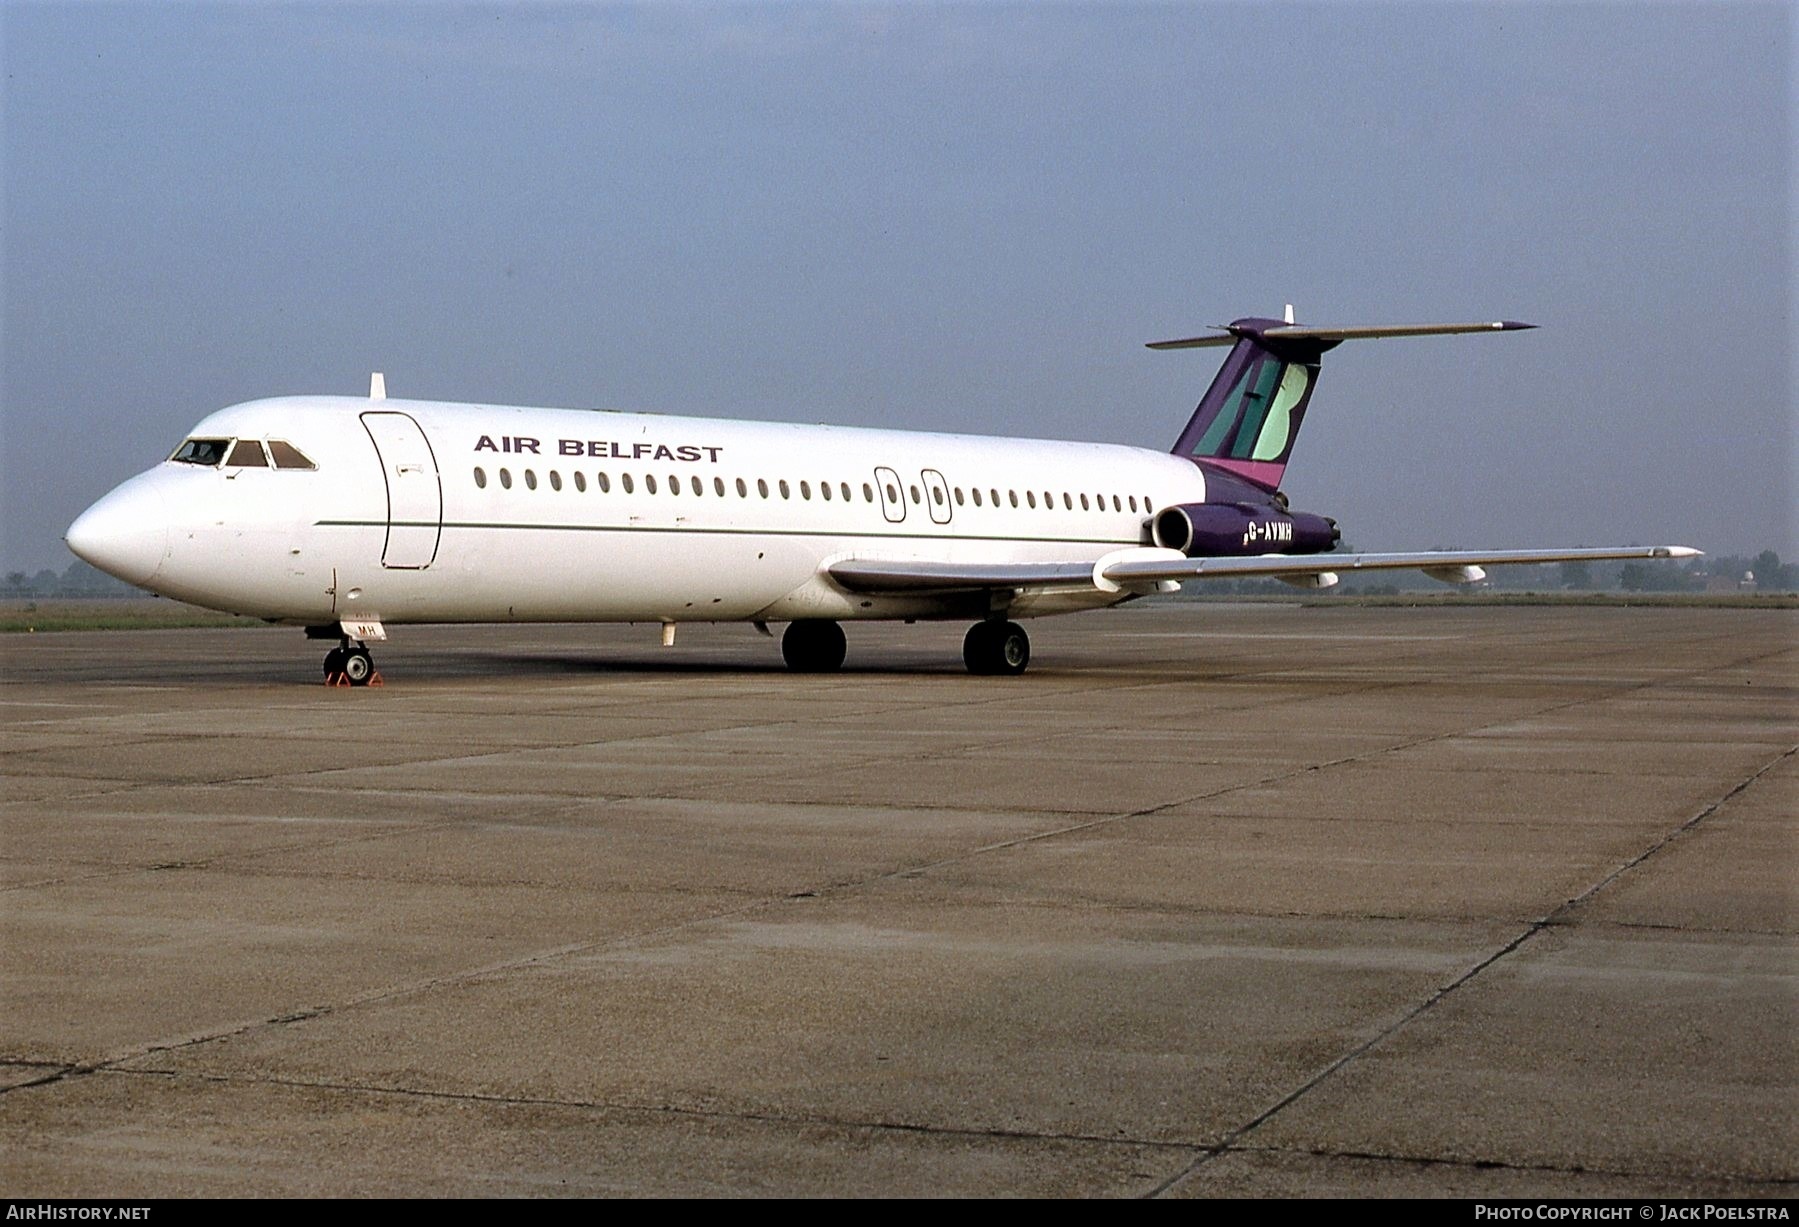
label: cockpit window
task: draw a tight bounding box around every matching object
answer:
[225,440,269,467]
[170,438,231,466]
[267,440,317,470]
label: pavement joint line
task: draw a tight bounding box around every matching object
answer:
[88,1065,1210,1156]
[1542,742,1797,925]
[1217,1140,1798,1189]
[0,1061,79,1093]
[1142,739,1798,1200]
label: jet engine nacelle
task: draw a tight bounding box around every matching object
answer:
[1151,502,1339,558]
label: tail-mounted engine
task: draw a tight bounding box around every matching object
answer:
[1151,502,1339,558]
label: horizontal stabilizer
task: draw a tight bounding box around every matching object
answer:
[1148,321,1534,350]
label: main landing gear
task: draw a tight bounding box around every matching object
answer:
[963,620,1030,676]
[777,618,1031,676]
[782,619,847,672]
[322,639,378,687]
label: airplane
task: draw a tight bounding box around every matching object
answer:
[64,311,1696,681]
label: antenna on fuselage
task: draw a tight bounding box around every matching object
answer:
[1284,303,1295,324]
[369,373,386,401]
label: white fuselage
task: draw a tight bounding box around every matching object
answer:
[70,396,1210,627]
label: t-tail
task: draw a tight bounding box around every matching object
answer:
[1150,312,1536,492]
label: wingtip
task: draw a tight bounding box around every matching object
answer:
[1498,321,1537,331]
[1658,546,1703,558]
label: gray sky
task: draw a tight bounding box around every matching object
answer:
[3,2,1792,573]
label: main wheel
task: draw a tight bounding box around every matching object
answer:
[782,620,846,672]
[321,647,347,677]
[964,621,1030,676]
[340,647,374,686]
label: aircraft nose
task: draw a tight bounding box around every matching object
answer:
[65,477,171,586]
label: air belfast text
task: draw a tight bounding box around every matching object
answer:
[474,435,723,462]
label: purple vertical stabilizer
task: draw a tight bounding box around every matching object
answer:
[1150,315,1533,493]
[1162,318,1335,492]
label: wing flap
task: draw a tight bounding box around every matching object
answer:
[827,559,1095,594]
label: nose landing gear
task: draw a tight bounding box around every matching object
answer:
[322,639,380,687]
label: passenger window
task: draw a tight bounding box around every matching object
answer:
[820,481,832,501]
[500,468,513,489]
[1112,494,1121,512]
[714,476,725,496]
[758,478,769,498]
[863,483,874,502]
[267,440,316,469]
[226,440,269,467]
[668,473,680,494]
[646,474,658,494]
[1129,495,1138,512]
[549,471,562,491]
[1079,493,1089,510]
[170,438,230,466]
[971,488,982,507]
[779,480,790,499]
[953,488,964,505]
[574,471,587,492]
[932,486,944,506]
[525,470,537,490]
[840,482,852,501]
[474,467,487,489]
[1026,491,1036,508]
[598,472,611,493]
[622,473,635,493]
[1063,493,1073,510]
[909,485,921,504]
[800,480,811,500]
[736,477,747,497]
[990,488,1000,507]
[885,483,898,503]
[1010,490,1019,508]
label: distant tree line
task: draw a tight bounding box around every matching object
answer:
[3,560,139,599]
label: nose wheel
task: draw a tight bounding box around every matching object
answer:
[964,620,1030,676]
[322,641,378,687]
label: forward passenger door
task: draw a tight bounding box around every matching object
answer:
[360,411,443,568]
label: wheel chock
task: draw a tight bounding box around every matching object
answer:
[322,671,384,688]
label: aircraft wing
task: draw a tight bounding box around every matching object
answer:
[829,546,1698,596]
[1101,545,1699,584]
